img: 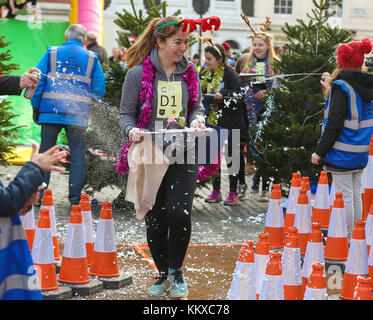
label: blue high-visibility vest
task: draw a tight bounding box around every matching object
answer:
[38,41,98,119]
[323,79,373,169]
[0,212,43,299]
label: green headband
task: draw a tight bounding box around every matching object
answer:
[157,21,180,30]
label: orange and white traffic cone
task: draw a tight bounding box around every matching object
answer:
[312,171,330,229]
[353,276,372,300]
[284,173,301,235]
[227,240,256,300]
[328,181,335,219]
[362,136,373,221]
[40,190,60,261]
[340,220,369,300]
[89,203,119,277]
[58,205,90,284]
[264,184,285,249]
[301,222,325,295]
[304,263,328,300]
[365,201,373,255]
[20,205,36,250]
[324,193,349,261]
[259,251,284,300]
[80,199,95,267]
[301,177,312,206]
[255,233,270,299]
[282,227,303,300]
[293,188,312,255]
[32,208,58,291]
[80,193,90,203]
[368,241,373,289]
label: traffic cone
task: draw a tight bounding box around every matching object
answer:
[40,190,60,261]
[301,222,325,295]
[284,173,301,235]
[58,205,90,284]
[301,177,312,206]
[324,193,349,261]
[227,240,256,300]
[80,199,95,267]
[293,188,312,255]
[89,203,119,277]
[20,205,36,250]
[340,220,369,300]
[264,184,285,249]
[255,233,270,299]
[365,201,373,255]
[312,171,330,229]
[353,276,372,300]
[362,136,373,221]
[32,208,58,291]
[304,263,328,300]
[259,251,284,300]
[80,193,90,203]
[328,181,336,218]
[282,227,303,300]
[368,241,373,289]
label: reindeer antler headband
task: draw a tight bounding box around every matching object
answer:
[240,14,273,40]
[157,16,221,33]
[193,33,222,57]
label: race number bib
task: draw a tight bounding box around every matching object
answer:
[157,81,182,118]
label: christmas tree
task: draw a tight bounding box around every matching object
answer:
[245,0,352,191]
[84,0,181,208]
[0,35,21,165]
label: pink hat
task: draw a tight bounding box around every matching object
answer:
[337,38,373,69]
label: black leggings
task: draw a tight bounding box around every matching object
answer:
[144,163,198,275]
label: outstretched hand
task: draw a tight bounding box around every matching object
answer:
[30,144,67,173]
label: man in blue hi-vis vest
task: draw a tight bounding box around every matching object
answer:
[32,24,106,206]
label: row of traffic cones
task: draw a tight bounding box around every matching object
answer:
[229,167,373,299]
[229,220,373,300]
[25,191,120,292]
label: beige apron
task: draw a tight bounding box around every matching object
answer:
[125,135,170,220]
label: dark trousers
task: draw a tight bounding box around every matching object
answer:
[212,129,246,192]
[144,163,198,275]
[39,123,86,205]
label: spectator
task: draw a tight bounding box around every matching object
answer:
[84,31,108,65]
[236,17,280,198]
[201,42,248,205]
[4,0,36,19]
[312,38,373,239]
[191,53,201,72]
[108,47,123,63]
[31,24,106,206]
[222,41,235,67]
[0,73,66,300]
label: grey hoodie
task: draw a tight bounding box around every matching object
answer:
[119,47,205,138]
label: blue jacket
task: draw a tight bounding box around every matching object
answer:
[0,163,44,300]
[0,162,44,217]
[31,39,106,128]
[323,79,373,169]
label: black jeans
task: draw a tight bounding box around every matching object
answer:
[144,163,198,275]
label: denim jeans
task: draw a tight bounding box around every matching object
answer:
[39,124,87,205]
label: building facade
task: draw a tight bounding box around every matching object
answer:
[34,0,373,58]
